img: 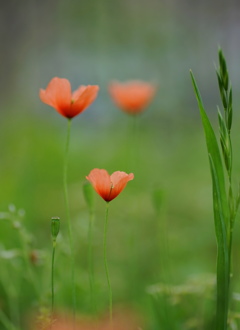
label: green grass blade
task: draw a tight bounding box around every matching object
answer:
[190,71,230,329]
[190,71,229,235]
[209,155,229,329]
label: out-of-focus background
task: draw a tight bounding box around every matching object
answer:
[1,1,240,329]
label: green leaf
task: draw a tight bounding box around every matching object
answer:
[209,155,229,329]
[235,182,240,218]
[190,70,230,329]
[190,70,229,228]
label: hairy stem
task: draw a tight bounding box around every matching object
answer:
[51,240,56,314]
[63,118,76,317]
[103,203,112,323]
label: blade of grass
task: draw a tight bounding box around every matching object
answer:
[190,71,230,239]
[190,71,230,329]
[209,154,229,329]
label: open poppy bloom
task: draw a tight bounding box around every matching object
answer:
[108,80,156,115]
[39,77,99,119]
[86,169,134,202]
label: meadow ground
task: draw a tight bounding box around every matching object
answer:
[1,101,240,328]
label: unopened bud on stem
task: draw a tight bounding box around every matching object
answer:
[51,217,60,241]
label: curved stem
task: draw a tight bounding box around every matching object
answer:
[51,240,56,314]
[103,202,112,323]
[63,119,76,317]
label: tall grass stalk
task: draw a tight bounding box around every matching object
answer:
[190,48,240,329]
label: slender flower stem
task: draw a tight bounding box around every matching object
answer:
[63,118,76,316]
[51,240,56,313]
[88,210,96,313]
[103,202,112,323]
[127,115,139,172]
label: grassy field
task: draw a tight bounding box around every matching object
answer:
[1,94,240,329]
[1,1,240,329]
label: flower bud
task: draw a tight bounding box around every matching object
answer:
[51,217,60,240]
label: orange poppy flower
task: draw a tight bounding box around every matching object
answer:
[86,169,134,202]
[39,77,99,119]
[108,80,156,115]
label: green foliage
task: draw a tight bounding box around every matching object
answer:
[148,274,215,329]
[218,109,232,174]
[190,70,229,329]
[1,56,240,327]
[208,154,229,329]
[217,49,233,134]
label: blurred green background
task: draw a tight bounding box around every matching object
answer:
[1,0,240,329]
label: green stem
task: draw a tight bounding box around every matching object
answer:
[103,202,112,323]
[51,240,56,314]
[227,133,234,292]
[88,211,96,313]
[126,115,139,172]
[63,118,76,317]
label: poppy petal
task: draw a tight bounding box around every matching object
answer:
[72,85,87,101]
[109,171,134,201]
[39,88,56,109]
[39,77,72,117]
[71,85,99,115]
[86,169,111,201]
[109,80,156,114]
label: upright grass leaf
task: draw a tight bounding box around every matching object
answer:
[209,155,229,329]
[190,71,230,329]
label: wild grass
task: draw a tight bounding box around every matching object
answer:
[1,89,240,328]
